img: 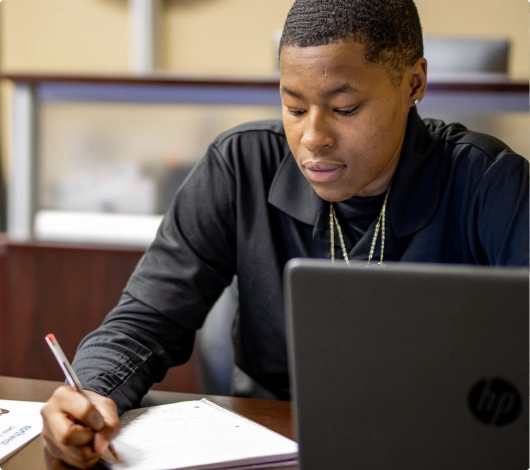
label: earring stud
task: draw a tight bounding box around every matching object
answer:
[414,99,419,105]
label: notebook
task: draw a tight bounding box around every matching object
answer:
[103,398,298,470]
[284,259,529,470]
[0,399,44,464]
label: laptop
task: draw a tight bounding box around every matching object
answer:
[284,259,529,470]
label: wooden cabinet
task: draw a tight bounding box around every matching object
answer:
[0,237,202,393]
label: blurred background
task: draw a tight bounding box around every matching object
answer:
[0,0,527,241]
[0,0,527,393]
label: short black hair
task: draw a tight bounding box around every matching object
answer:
[280,0,423,83]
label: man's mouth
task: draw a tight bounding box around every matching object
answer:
[302,161,346,184]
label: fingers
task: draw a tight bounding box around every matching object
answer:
[44,438,100,470]
[84,390,121,454]
[85,390,120,440]
[41,386,120,469]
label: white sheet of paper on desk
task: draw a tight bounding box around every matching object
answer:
[0,399,45,464]
[105,399,298,470]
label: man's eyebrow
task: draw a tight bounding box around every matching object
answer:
[323,83,359,96]
[279,85,303,99]
[280,83,360,99]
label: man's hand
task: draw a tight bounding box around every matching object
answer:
[41,386,120,469]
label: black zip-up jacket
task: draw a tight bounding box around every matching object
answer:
[73,108,529,414]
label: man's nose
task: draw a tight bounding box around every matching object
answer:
[300,113,335,153]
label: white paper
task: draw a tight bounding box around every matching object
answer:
[105,399,298,470]
[0,399,45,464]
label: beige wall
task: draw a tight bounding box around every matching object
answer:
[0,0,528,175]
[1,0,129,73]
[0,0,526,76]
[162,0,292,75]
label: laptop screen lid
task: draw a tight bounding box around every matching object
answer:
[284,259,529,470]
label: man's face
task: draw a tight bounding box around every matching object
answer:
[280,41,413,201]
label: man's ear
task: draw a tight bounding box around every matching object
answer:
[406,57,427,107]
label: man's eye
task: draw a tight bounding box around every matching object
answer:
[335,107,358,116]
[287,109,306,116]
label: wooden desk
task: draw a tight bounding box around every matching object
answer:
[0,376,297,470]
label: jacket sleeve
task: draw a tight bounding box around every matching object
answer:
[72,293,196,415]
[125,142,237,328]
[72,142,238,414]
[469,152,529,266]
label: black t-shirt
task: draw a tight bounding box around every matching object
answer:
[334,192,388,254]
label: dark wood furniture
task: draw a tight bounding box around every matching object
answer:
[0,237,202,393]
[0,376,296,470]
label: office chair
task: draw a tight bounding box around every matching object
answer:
[196,278,238,395]
[196,277,278,398]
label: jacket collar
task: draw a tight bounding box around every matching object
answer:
[268,147,322,226]
[268,107,443,241]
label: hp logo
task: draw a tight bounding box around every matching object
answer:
[468,378,522,426]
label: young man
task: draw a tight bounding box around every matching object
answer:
[41,0,529,467]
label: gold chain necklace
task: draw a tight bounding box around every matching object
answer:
[329,187,391,267]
